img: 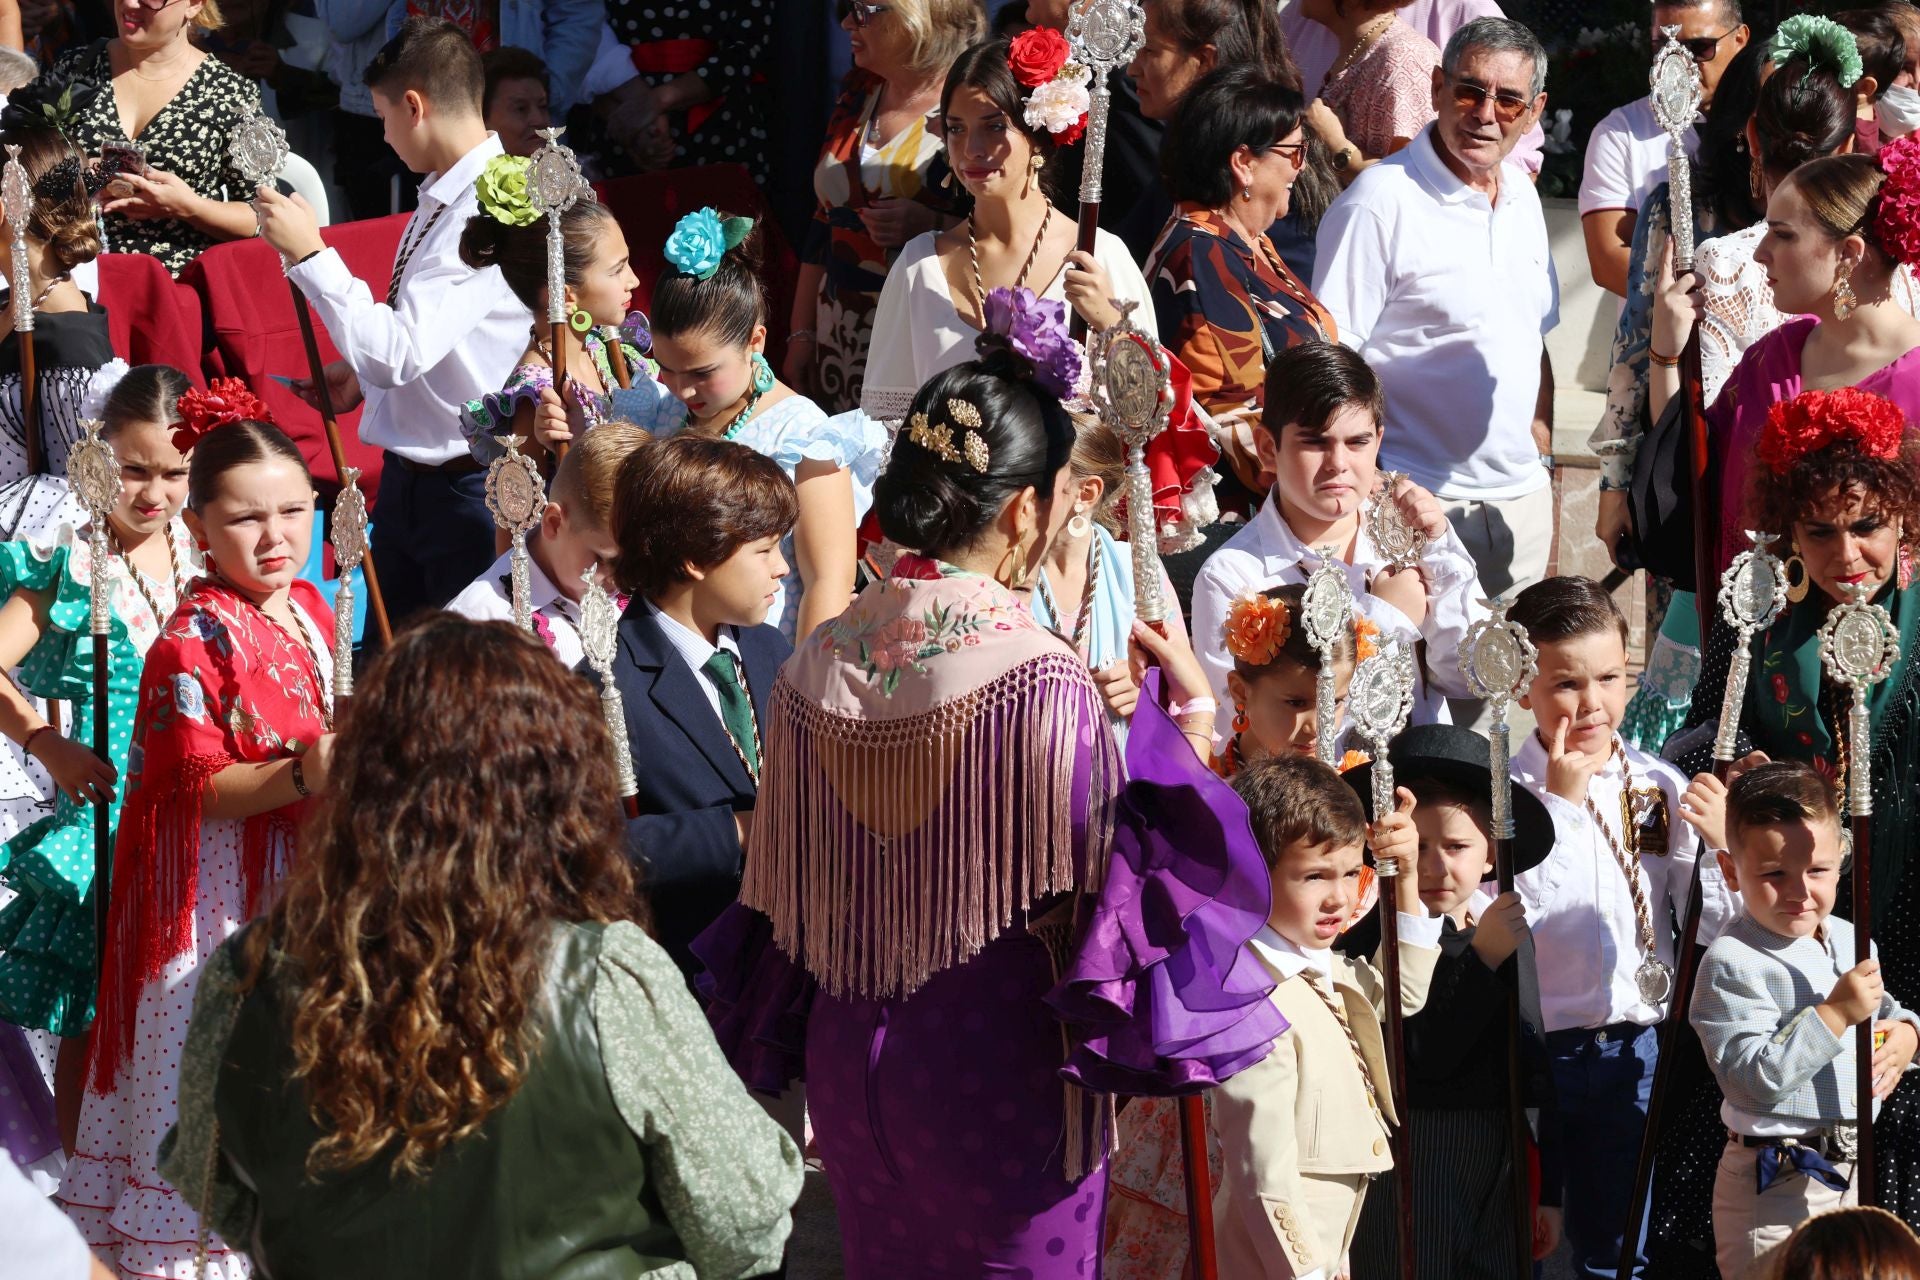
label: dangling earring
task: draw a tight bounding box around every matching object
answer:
[1242,186,1253,201]
[1024,151,1043,197]
[1785,550,1810,604]
[750,351,776,395]
[1232,703,1249,734]
[940,166,954,189]
[569,307,593,333]
[1902,542,1915,590]
[1833,261,1858,321]
[1067,506,1092,539]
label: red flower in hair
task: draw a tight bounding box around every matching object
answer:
[1756,386,1907,475]
[170,377,273,455]
[1007,27,1071,88]
[1877,133,1920,268]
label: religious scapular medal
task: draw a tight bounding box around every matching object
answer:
[1638,957,1674,1007]
[485,434,546,632]
[528,128,587,329]
[1463,597,1538,841]
[1715,531,1790,764]
[579,565,638,804]
[1349,640,1417,866]
[1301,547,1355,767]
[1633,785,1672,859]
[229,111,290,190]
[1651,26,1704,272]
[67,418,119,638]
[1086,300,1174,625]
[3,144,31,335]
[1818,581,1900,821]
[1365,471,1428,573]
[329,467,370,700]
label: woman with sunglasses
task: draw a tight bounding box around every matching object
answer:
[785,0,981,413]
[586,0,771,177]
[1145,64,1331,524]
[49,0,266,275]
[1294,0,1439,185]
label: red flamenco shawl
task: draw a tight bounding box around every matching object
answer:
[90,576,333,1092]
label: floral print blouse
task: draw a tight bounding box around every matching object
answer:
[54,41,261,275]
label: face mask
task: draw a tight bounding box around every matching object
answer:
[1878,84,1920,139]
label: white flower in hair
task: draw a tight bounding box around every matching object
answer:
[78,358,129,422]
[1024,66,1092,138]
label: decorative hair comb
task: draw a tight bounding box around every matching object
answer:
[906,398,990,473]
[170,377,273,454]
[1224,591,1291,665]
[664,207,754,282]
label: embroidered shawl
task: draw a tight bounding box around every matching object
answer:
[92,577,333,1091]
[740,555,1121,1001]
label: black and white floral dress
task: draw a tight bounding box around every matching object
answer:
[54,41,261,275]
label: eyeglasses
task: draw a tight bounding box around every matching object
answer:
[1652,28,1739,63]
[1447,79,1534,126]
[1268,141,1308,168]
[838,0,891,27]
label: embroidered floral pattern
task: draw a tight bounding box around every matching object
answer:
[828,557,1034,695]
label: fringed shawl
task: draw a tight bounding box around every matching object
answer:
[91,577,333,1092]
[741,556,1120,1001]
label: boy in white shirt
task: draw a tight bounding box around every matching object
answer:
[1507,575,1738,1279]
[256,17,530,626]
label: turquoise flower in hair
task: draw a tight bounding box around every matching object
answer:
[664,207,754,281]
[1765,14,1863,88]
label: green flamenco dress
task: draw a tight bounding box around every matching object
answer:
[0,522,191,1036]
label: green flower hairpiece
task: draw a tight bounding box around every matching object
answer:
[475,154,539,228]
[1765,14,1863,89]
[664,207,754,281]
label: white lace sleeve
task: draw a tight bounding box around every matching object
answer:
[1695,225,1783,407]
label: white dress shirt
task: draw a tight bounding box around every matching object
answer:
[1187,492,1488,733]
[648,601,744,729]
[1249,914,1446,989]
[288,133,530,463]
[1513,733,1738,1033]
[445,547,586,669]
[1312,125,1559,504]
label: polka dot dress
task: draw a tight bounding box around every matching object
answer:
[59,594,331,1280]
[603,2,771,176]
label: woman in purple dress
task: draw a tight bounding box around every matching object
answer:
[698,299,1278,1276]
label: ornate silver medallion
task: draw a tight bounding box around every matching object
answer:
[1714,532,1790,762]
[528,127,586,214]
[68,418,118,637]
[580,565,639,800]
[1637,958,1675,1007]
[1066,0,1144,70]
[1301,548,1354,766]
[1365,471,1427,572]
[4,143,30,334]
[485,435,545,534]
[1087,301,1175,625]
[229,111,290,189]
[1350,640,1416,847]
[1464,597,1539,840]
[1650,25,1704,270]
[327,466,369,700]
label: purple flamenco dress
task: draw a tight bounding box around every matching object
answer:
[697,559,1282,1278]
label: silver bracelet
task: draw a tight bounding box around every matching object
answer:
[789,329,818,344]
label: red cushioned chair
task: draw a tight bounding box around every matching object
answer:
[594,165,797,359]
[94,253,208,385]
[179,213,409,503]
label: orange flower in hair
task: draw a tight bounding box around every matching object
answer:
[1353,616,1380,664]
[1224,592,1291,665]
[171,377,274,455]
[1757,387,1906,475]
[1338,749,1371,773]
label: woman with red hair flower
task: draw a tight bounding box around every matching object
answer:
[60,396,337,1280]
[1682,385,1920,1222]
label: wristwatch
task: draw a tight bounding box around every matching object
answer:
[1333,144,1359,172]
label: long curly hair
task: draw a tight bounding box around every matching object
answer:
[243,615,642,1178]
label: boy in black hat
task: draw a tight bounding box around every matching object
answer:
[1344,723,1560,1279]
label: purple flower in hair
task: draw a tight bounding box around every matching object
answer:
[977,286,1083,401]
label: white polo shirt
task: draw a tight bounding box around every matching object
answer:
[1578,96,1699,217]
[1311,124,1559,503]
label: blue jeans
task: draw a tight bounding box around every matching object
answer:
[1541,1022,1658,1279]
[369,454,494,635]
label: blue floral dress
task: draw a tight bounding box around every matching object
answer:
[0,520,197,1036]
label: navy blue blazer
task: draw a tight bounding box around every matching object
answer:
[609,601,791,975]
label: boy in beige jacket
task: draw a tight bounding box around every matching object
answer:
[1214,754,1440,1278]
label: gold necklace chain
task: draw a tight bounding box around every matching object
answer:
[1328,14,1394,81]
[968,204,1053,314]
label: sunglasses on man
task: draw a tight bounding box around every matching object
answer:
[838,0,891,27]
[1446,79,1535,127]
[1651,28,1738,63]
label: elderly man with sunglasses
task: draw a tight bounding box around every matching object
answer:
[1579,0,1750,298]
[1311,15,1556,704]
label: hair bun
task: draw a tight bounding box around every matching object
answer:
[458,215,508,270]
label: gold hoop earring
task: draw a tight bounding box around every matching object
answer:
[1833,262,1858,321]
[1785,552,1810,604]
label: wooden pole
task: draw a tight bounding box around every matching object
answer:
[606,325,633,390]
[287,280,392,645]
[1855,809,1877,1205]
[1178,1095,1218,1278]
[1495,829,1533,1276]
[550,319,570,463]
[1379,892,1417,1280]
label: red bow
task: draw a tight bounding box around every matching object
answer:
[171,377,273,455]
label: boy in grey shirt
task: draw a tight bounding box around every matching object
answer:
[1688,761,1920,1278]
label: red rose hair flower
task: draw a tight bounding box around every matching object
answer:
[1877,133,1920,268]
[170,377,274,455]
[1007,27,1071,87]
[1756,386,1907,475]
